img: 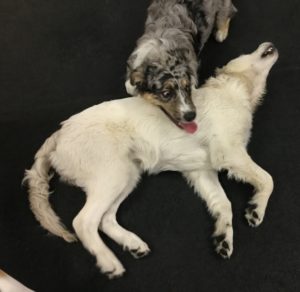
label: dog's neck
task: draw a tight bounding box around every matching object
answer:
[216,70,266,111]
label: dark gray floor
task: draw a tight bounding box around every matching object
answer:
[0,0,299,291]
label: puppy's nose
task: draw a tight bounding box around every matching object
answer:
[261,43,276,58]
[183,111,196,122]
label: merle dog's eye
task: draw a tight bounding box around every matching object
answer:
[161,90,174,100]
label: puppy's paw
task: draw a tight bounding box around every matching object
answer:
[98,254,125,279]
[245,203,263,227]
[103,266,126,280]
[213,233,233,259]
[124,234,151,259]
[128,245,151,259]
[97,262,126,279]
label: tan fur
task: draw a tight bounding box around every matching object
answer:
[142,92,182,121]
[218,18,230,36]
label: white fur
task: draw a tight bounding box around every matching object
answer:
[132,39,161,69]
[125,79,136,96]
[24,43,278,278]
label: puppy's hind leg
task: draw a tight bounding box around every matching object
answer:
[72,167,131,279]
[184,170,233,259]
[215,0,237,42]
[100,167,150,259]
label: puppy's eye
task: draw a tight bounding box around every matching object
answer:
[161,90,174,100]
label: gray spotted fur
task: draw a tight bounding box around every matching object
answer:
[127,0,237,91]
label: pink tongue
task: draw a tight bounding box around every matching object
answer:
[179,122,198,134]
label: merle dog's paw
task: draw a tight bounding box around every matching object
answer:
[215,29,228,43]
[213,233,233,259]
[245,203,263,227]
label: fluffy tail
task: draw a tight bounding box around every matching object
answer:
[23,132,77,243]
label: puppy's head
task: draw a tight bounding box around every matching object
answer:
[130,61,197,133]
[218,42,278,104]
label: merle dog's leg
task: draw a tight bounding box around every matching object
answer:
[184,170,233,259]
[215,0,237,42]
[100,170,151,259]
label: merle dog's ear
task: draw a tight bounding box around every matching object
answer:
[130,66,146,91]
[130,64,159,92]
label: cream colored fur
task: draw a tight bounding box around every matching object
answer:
[24,43,278,279]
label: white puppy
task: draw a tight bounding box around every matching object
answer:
[24,43,278,279]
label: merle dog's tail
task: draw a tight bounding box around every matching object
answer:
[23,132,77,242]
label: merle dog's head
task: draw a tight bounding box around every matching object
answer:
[129,50,198,133]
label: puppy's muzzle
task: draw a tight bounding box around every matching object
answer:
[261,43,277,58]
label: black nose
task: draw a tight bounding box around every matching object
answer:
[183,111,196,122]
[261,44,276,58]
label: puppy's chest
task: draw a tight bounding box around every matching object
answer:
[133,134,209,174]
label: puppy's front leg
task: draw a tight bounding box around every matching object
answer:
[223,149,274,227]
[184,170,233,259]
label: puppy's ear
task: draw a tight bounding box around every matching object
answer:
[130,67,146,92]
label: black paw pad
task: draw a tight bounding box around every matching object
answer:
[219,248,228,257]
[213,234,231,259]
[222,241,229,249]
[214,234,225,243]
[247,203,258,211]
[129,248,150,259]
[136,251,147,257]
[245,203,262,227]
[252,211,259,219]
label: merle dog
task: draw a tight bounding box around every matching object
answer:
[125,0,237,133]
